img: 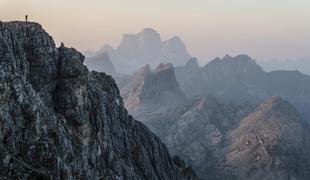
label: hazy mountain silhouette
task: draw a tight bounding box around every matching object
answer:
[258,58,310,75]
[90,28,191,74]
[117,57,310,179]
[175,54,310,120]
[84,52,117,75]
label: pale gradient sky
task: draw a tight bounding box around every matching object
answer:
[1,0,310,63]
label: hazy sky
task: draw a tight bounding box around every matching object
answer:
[1,0,310,63]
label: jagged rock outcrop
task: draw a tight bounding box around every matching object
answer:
[97,28,191,74]
[175,58,206,98]
[116,60,310,179]
[159,36,190,65]
[117,63,186,114]
[84,52,117,75]
[124,94,255,179]
[175,54,310,120]
[226,97,310,180]
[0,21,198,180]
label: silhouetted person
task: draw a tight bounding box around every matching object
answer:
[25,15,28,22]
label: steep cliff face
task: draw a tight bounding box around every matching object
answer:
[175,58,206,99]
[0,21,197,180]
[117,63,186,114]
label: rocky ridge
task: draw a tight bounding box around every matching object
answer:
[118,59,310,179]
[225,97,310,180]
[175,55,310,119]
[116,63,186,115]
[0,21,197,180]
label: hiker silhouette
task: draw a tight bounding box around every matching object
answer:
[25,15,28,22]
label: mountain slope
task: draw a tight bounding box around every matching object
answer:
[226,97,310,180]
[0,21,197,180]
[117,61,310,179]
[84,52,116,75]
[117,63,186,114]
[175,55,310,119]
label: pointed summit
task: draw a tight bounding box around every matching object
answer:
[185,58,199,68]
[141,27,159,35]
[84,52,116,75]
[155,63,174,73]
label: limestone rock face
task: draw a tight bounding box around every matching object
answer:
[0,21,198,180]
[117,63,186,114]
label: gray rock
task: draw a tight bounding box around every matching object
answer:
[226,97,310,180]
[117,63,186,114]
[0,21,198,180]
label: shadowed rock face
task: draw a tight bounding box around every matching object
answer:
[117,63,186,114]
[175,58,206,98]
[0,21,198,180]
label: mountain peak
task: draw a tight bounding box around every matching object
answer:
[84,52,116,75]
[169,36,182,42]
[142,27,159,35]
[155,63,173,73]
[205,54,263,75]
[227,96,308,179]
[100,43,115,52]
[223,54,233,60]
[185,58,199,68]
[256,96,299,116]
[133,64,152,77]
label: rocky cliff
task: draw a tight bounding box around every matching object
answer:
[0,21,197,180]
[175,58,206,98]
[116,63,186,115]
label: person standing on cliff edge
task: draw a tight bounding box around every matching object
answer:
[25,15,28,22]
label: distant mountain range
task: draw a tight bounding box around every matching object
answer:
[82,28,310,180]
[115,54,310,179]
[84,28,191,74]
[258,58,310,75]
[83,52,117,75]
[175,55,310,119]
